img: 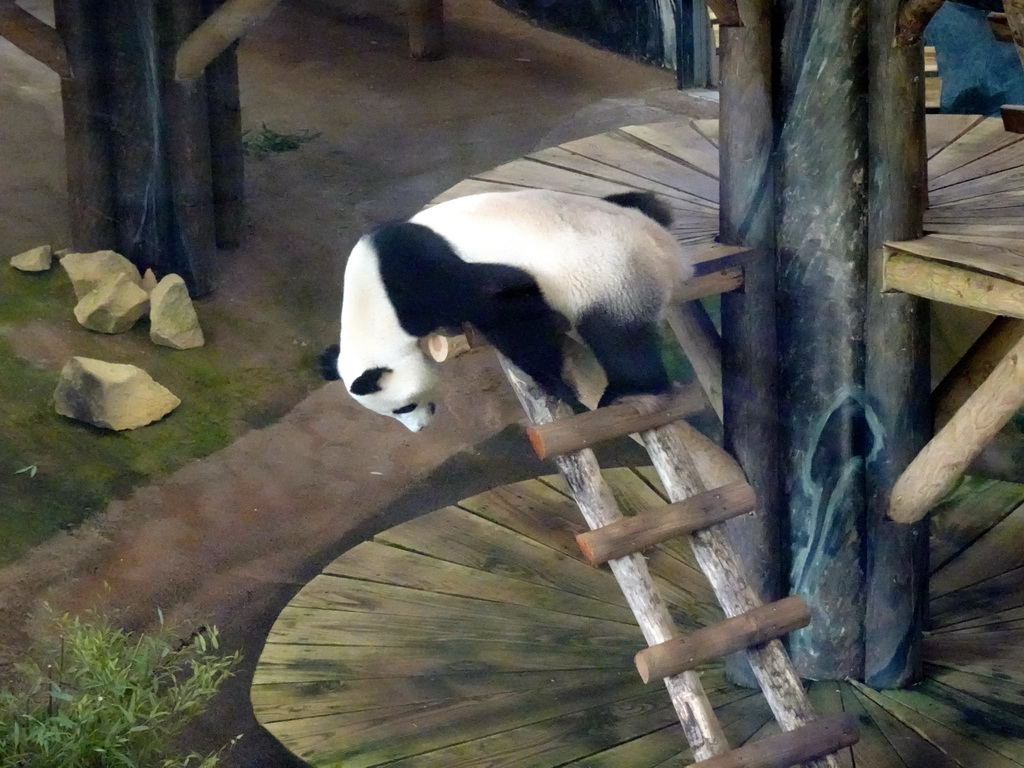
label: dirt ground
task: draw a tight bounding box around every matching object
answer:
[0,1,715,765]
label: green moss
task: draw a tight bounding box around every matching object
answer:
[0,265,323,566]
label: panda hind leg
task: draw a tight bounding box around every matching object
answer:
[577,308,672,410]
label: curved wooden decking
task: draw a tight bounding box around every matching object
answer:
[254,115,1024,766]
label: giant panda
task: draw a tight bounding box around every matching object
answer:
[320,188,694,431]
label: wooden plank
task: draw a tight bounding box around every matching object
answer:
[931,234,1024,250]
[429,178,528,204]
[926,208,1024,222]
[323,541,636,623]
[806,683,853,768]
[375,505,630,606]
[667,301,723,419]
[932,188,1024,210]
[833,684,904,768]
[277,682,673,768]
[885,236,1024,284]
[560,131,720,203]
[925,629,1024,677]
[928,663,1024,713]
[932,575,1024,632]
[691,118,721,148]
[676,267,743,301]
[929,477,1024,572]
[929,138,1024,193]
[525,147,719,213]
[928,118,1020,181]
[252,667,635,723]
[851,681,1023,768]
[930,161,1024,207]
[616,123,721,179]
[287,573,638,631]
[931,500,1024,598]
[926,114,985,160]
[475,159,639,199]
[871,680,1024,763]
[845,684,959,768]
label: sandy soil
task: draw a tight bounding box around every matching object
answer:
[0,1,715,765]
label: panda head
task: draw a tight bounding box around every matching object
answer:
[319,344,439,432]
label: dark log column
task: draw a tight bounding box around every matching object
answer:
[776,1,869,679]
[864,0,930,688]
[53,0,116,251]
[718,0,781,688]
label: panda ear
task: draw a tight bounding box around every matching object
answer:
[350,366,392,395]
[319,345,341,381]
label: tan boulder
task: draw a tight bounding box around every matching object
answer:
[10,244,52,272]
[54,357,180,430]
[150,274,204,349]
[61,250,141,299]
[73,273,149,333]
[141,268,159,293]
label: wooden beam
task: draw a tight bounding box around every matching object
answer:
[0,1,70,78]
[692,714,859,768]
[704,0,742,27]
[666,301,723,421]
[175,0,282,80]
[889,331,1024,523]
[1005,0,1024,70]
[675,267,744,302]
[576,481,756,566]
[526,383,707,460]
[864,0,930,689]
[894,0,946,47]
[1003,105,1024,134]
[407,0,443,60]
[988,12,1013,42]
[884,252,1024,319]
[718,0,781,689]
[635,596,810,681]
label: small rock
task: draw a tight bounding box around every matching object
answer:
[61,250,141,299]
[54,357,180,430]
[150,274,204,349]
[73,273,149,333]
[10,245,52,272]
[141,268,159,293]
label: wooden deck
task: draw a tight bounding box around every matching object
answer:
[254,115,1024,766]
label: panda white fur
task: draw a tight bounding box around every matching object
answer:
[320,189,694,431]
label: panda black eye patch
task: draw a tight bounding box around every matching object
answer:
[392,403,417,415]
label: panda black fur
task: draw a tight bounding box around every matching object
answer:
[322,189,694,431]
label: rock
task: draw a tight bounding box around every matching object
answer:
[141,268,159,293]
[73,273,149,333]
[10,245,52,272]
[54,357,180,430]
[150,274,204,349]
[61,250,141,299]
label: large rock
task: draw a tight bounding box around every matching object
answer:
[150,274,204,349]
[61,250,141,299]
[73,273,149,333]
[54,357,180,430]
[10,244,52,272]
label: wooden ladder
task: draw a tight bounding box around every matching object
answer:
[495,355,860,767]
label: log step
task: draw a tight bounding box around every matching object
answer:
[527,383,706,459]
[635,595,811,682]
[693,713,860,768]
[576,480,756,566]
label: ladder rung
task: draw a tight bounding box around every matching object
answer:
[527,383,706,459]
[635,596,811,682]
[576,481,755,566]
[693,713,860,768]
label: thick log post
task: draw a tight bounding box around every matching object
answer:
[53,0,116,251]
[203,0,244,249]
[864,0,930,688]
[160,0,216,295]
[776,0,869,679]
[102,0,167,274]
[718,0,780,687]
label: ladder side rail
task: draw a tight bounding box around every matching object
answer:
[498,354,731,762]
[642,425,841,768]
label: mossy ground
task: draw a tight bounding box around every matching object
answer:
[0,263,324,566]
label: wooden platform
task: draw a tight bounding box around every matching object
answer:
[253,468,1024,767]
[254,115,1024,765]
